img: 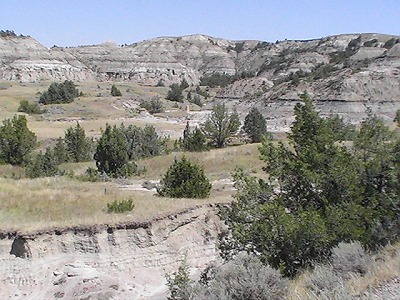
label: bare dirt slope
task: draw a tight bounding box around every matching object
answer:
[0,204,224,299]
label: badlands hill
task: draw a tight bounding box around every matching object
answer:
[1,32,399,126]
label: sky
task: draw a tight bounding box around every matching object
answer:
[2,0,399,47]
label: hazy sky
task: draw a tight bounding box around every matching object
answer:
[2,0,399,47]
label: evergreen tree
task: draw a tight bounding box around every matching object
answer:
[25,147,59,178]
[121,124,168,160]
[178,122,207,152]
[167,83,184,102]
[53,137,68,164]
[94,124,136,177]
[139,96,164,114]
[111,84,122,97]
[157,156,211,198]
[202,103,240,148]
[165,256,193,300]
[243,107,268,143]
[39,80,79,104]
[219,92,400,276]
[394,109,400,127]
[64,123,92,162]
[0,115,37,165]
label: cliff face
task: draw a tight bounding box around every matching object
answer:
[0,205,225,299]
[0,33,399,124]
[0,36,95,82]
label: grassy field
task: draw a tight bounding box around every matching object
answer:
[0,142,265,233]
[0,81,267,232]
[0,81,196,143]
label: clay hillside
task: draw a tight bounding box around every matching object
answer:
[1,32,400,124]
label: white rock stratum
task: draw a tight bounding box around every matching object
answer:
[0,204,225,299]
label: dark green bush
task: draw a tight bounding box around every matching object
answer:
[167,83,184,102]
[243,107,268,143]
[25,148,59,178]
[200,73,234,87]
[39,80,79,104]
[111,84,122,97]
[219,93,400,277]
[17,100,45,114]
[94,124,133,177]
[0,115,37,165]
[157,156,211,198]
[139,96,164,114]
[177,122,208,152]
[107,198,135,213]
[383,38,400,49]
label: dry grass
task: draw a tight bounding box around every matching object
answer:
[0,175,233,233]
[0,81,266,233]
[287,242,400,299]
[138,143,264,181]
[347,242,400,296]
[0,143,262,233]
[0,81,185,142]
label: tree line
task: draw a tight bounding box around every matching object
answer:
[165,93,400,299]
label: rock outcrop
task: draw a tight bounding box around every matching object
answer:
[0,36,95,82]
[0,204,225,299]
[1,32,399,124]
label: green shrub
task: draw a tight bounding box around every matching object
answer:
[195,86,210,99]
[243,107,268,143]
[64,123,93,162]
[107,198,135,213]
[17,100,45,114]
[193,253,288,300]
[200,73,234,87]
[94,124,133,177]
[121,124,169,160]
[190,94,203,107]
[363,39,378,47]
[78,167,108,182]
[139,96,164,114]
[111,84,122,97]
[39,80,79,105]
[25,147,59,178]
[383,38,400,49]
[177,122,208,152]
[157,156,211,198]
[0,115,37,165]
[167,83,184,102]
[165,256,193,300]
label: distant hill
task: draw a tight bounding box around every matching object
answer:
[1,32,399,125]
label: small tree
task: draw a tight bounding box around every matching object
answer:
[243,107,268,143]
[178,122,207,152]
[167,83,184,102]
[157,156,211,198]
[394,109,400,127]
[94,124,136,177]
[166,256,193,300]
[53,137,68,164]
[18,100,44,114]
[111,84,122,97]
[39,80,79,104]
[25,147,59,178]
[202,103,240,148]
[139,96,164,114]
[121,124,168,160]
[0,115,37,165]
[64,123,93,162]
